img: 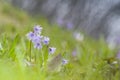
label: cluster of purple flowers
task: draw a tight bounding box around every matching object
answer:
[26,25,56,54]
[26,25,68,65]
[57,18,74,30]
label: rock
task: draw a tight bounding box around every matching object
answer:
[10,0,120,44]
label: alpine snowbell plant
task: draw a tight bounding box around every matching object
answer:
[62,59,68,65]
[49,47,56,55]
[26,25,68,67]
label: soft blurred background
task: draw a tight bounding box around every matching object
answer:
[0,0,120,80]
[7,0,120,45]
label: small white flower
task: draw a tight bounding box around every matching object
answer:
[112,61,118,64]
[73,32,84,41]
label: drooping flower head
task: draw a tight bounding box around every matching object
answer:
[43,36,50,45]
[34,25,42,34]
[34,42,42,49]
[62,59,68,65]
[26,32,35,41]
[49,47,56,54]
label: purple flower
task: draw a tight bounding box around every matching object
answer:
[66,22,73,30]
[43,37,50,45]
[117,51,120,59]
[34,42,42,49]
[57,18,64,26]
[72,50,77,57]
[62,59,68,65]
[49,47,56,54]
[34,25,42,34]
[32,35,43,44]
[115,36,120,44]
[26,32,35,41]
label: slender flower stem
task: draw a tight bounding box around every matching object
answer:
[29,41,32,62]
[41,50,44,67]
[119,61,120,75]
[36,49,39,64]
[34,50,36,62]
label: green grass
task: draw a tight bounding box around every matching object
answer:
[0,1,119,80]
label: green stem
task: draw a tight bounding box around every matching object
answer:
[29,41,32,62]
[34,50,36,62]
[36,49,40,65]
[41,50,44,67]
